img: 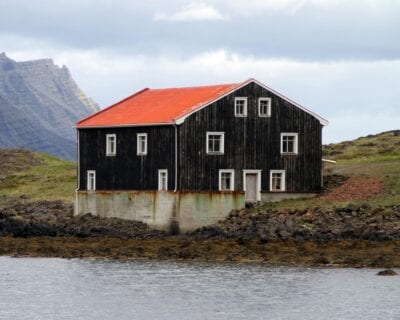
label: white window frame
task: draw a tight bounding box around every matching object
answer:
[234,97,248,117]
[158,169,168,191]
[106,134,116,156]
[270,170,286,192]
[137,133,147,155]
[281,133,299,154]
[206,132,225,154]
[258,97,271,117]
[87,170,96,191]
[218,169,235,191]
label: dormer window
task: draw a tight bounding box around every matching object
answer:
[234,97,248,117]
[258,98,271,117]
[106,134,116,156]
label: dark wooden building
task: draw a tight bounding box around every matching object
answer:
[75,79,328,230]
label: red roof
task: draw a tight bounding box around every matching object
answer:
[77,82,240,127]
[77,79,328,127]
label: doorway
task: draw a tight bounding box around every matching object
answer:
[243,170,261,202]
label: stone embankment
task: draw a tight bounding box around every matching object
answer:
[0,200,165,238]
[1,200,400,241]
[191,204,400,241]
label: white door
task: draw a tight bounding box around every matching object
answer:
[245,173,257,202]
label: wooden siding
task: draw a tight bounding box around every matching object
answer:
[78,81,323,193]
[178,82,322,192]
[78,126,176,190]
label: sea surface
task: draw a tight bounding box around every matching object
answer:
[0,256,399,320]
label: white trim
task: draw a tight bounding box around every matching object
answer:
[281,132,299,154]
[258,97,271,117]
[243,169,262,202]
[206,131,225,154]
[270,170,286,192]
[175,78,328,126]
[106,133,116,156]
[234,97,248,117]
[77,79,328,129]
[158,169,168,191]
[87,170,96,191]
[219,169,235,191]
[137,133,148,155]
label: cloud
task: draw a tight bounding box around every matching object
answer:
[154,2,228,21]
[217,0,389,15]
[3,33,399,144]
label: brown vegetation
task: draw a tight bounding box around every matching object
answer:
[0,237,399,268]
[320,176,384,202]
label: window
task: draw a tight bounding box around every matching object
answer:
[258,98,271,117]
[106,134,116,156]
[270,170,285,192]
[137,133,147,155]
[206,132,224,154]
[281,133,298,154]
[219,170,234,191]
[87,170,96,190]
[234,97,248,117]
[158,170,168,191]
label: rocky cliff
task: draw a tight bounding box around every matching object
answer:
[0,53,99,159]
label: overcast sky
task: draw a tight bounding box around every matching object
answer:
[1,0,399,143]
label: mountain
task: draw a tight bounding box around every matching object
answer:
[0,53,99,160]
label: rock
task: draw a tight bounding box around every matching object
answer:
[377,269,398,276]
[0,53,99,160]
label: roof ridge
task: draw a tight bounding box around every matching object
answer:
[149,82,239,91]
[76,88,149,126]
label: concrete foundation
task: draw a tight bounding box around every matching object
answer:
[76,190,245,232]
[261,192,317,202]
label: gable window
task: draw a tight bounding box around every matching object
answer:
[219,169,234,191]
[234,97,248,117]
[87,170,96,190]
[281,133,298,154]
[106,134,116,156]
[270,170,285,192]
[206,132,224,154]
[258,98,271,117]
[158,169,168,191]
[137,133,147,155]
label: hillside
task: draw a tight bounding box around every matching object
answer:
[0,149,75,207]
[0,53,99,160]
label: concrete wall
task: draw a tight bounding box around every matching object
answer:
[261,192,317,203]
[76,190,244,232]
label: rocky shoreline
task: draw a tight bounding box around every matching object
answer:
[1,200,400,267]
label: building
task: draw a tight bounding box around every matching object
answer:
[75,78,328,232]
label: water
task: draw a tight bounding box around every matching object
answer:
[0,257,399,320]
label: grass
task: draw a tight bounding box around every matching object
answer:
[261,130,400,210]
[0,150,76,205]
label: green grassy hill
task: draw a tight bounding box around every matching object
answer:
[266,130,400,209]
[0,130,399,209]
[0,149,75,206]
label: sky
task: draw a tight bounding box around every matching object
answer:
[1,0,399,143]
